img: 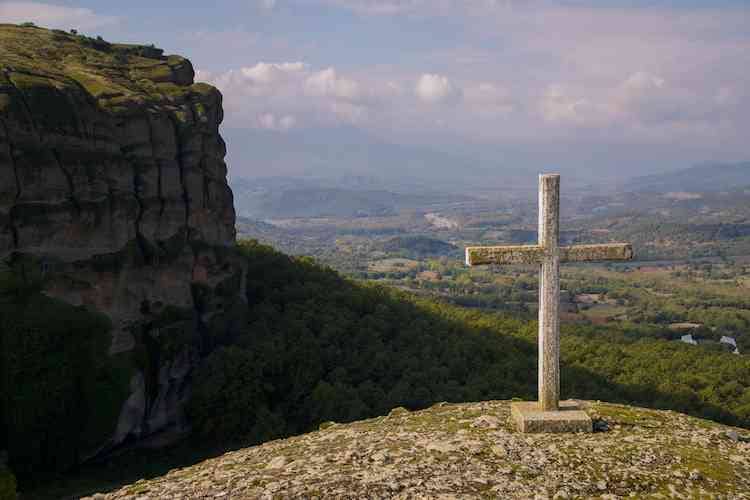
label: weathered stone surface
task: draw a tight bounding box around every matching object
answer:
[560,243,633,263]
[538,174,561,411]
[0,25,241,456]
[0,24,236,314]
[465,244,545,266]
[83,400,750,499]
[511,400,592,433]
[465,243,633,266]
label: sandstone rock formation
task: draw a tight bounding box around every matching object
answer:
[84,400,750,499]
[0,24,240,457]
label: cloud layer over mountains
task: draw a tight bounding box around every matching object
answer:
[4,0,749,176]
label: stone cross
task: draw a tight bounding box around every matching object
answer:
[465,174,633,412]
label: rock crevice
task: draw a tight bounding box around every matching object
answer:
[0,120,21,249]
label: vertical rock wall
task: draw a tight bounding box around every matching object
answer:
[0,24,242,461]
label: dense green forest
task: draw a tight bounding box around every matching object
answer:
[188,241,750,447]
[0,258,131,500]
[3,241,750,498]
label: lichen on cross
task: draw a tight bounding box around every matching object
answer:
[465,174,633,415]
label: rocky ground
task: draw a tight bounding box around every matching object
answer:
[84,400,750,499]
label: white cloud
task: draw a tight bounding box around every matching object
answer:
[258,113,276,129]
[314,0,517,16]
[465,82,506,101]
[259,0,277,9]
[304,68,361,100]
[539,85,592,124]
[318,0,423,15]
[279,115,297,129]
[464,82,514,115]
[193,2,749,160]
[257,112,296,131]
[241,61,306,85]
[415,73,459,104]
[609,72,729,127]
[199,62,395,128]
[194,69,213,83]
[200,62,308,99]
[0,1,117,30]
[621,72,666,93]
[329,101,367,123]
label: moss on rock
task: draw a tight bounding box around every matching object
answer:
[0,23,203,110]
[84,400,750,499]
[0,465,15,500]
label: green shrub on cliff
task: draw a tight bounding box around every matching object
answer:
[0,465,15,500]
[0,277,131,477]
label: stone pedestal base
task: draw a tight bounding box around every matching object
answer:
[510,400,592,433]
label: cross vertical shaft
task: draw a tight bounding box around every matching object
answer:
[538,174,560,411]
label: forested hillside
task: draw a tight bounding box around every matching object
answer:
[188,241,750,446]
[7,239,750,498]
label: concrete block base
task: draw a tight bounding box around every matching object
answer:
[510,400,592,433]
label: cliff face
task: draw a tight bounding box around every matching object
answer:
[83,400,750,499]
[0,24,241,461]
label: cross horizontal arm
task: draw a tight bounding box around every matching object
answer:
[559,243,633,263]
[465,245,544,266]
[465,243,633,266]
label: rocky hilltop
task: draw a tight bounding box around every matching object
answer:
[0,24,241,465]
[84,400,750,499]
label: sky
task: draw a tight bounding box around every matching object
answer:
[2,0,749,184]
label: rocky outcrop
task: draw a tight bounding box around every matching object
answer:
[0,24,240,458]
[84,400,750,499]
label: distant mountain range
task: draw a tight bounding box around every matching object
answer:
[626,162,750,193]
[222,126,534,193]
[230,177,474,219]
